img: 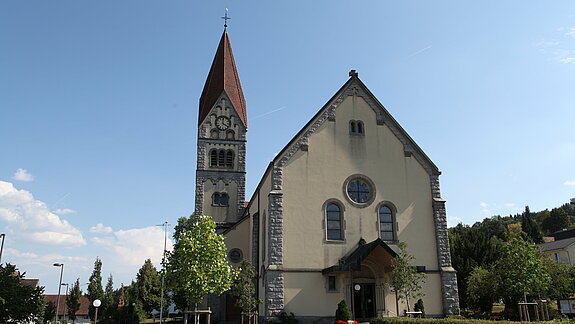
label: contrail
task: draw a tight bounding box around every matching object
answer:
[406,45,432,59]
[251,107,285,120]
[51,192,71,209]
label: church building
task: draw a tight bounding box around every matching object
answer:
[194,28,460,322]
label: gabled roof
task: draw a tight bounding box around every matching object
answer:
[44,295,90,316]
[273,71,440,176]
[322,238,398,274]
[199,29,247,127]
[539,237,575,253]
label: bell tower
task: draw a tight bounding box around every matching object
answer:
[195,29,247,229]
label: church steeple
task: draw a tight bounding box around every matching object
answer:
[199,30,247,127]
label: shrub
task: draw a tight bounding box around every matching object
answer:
[274,311,298,324]
[414,299,425,318]
[335,300,352,321]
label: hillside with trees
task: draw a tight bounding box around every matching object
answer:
[449,200,575,318]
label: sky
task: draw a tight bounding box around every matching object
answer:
[1,1,575,294]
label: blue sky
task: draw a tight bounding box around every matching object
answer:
[1,1,574,294]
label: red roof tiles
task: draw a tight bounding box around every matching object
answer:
[199,30,247,127]
[44,294,90,316]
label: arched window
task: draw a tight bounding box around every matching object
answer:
[213,192,229,206]
[350,121,356,133]
[210,150,218,167]
[379,205,395,241]
[326,203,343,240]
[226,130,235,140]
[357,121,364,134]
[211,129,220,139]
[350,120,365,135]
[225,150,234,167]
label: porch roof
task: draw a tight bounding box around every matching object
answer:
[322,238,398,274]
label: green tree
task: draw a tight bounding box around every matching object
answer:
[467,266,498,313]
[166,214,237,311]
[542,208,571,234]
[67,278,82,323]
[87,257,105,320]
[414,299,425,318]
[544,258,575,299]
[136,259,162,314]
[102,274,115,321]
[521,206,544,244]
[0,263,45,323]
[335,299,352,321]
[496,238,550,313]
[390,242,426,312]
[232,259,261,313]
[43,301,56,324]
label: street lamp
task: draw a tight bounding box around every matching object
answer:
[93,299,101,324]
[0,233,5,264]
[53,263,64,324]
[61,283,69,321]
[156,221,169,324]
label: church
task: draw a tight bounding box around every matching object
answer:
[194,27,460,323]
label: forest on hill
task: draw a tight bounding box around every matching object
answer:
[448,200,575,316]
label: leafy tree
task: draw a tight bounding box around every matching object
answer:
[232,259,261,313]
[467,266,498,313]
[505,223,526,241]
[87,257,105,320]
[542,208,571,234]
[102,274,115,321]
[43,301,56,324]
[0,263,45,323]
[496,238,550,313]
[544,258,575,299]
[521,206,544,244]
[390,242,426,312]
[136,259,162,314]
[335,299,351,321]
[414,299,425,318]
[166,214,237,311]
[67,278,82,323]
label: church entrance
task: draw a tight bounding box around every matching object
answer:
[353,283,376,320]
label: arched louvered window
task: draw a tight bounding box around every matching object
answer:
[213,192,229,206]
[326,203,343,240]
[379,205,395,241]
[209,149,234,168]
[210,150,218,167]
[225,150,234,168]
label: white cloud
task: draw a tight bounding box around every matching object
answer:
[12,168,34,182]
[0,181,86,247]
[447,215,462,227]
[92,226,173,267]
[565,180,575,186]
[565,27,575,38]
[504,203,515,207]
[536,40,560,49]
[479,202,489,208]
[53,208,76,215]
[90,223,113,234]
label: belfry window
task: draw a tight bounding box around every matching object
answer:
[209,149,234,168]
[326,203,343,240]
[213,192,229,206]
[379,205,395,241]
[350,120,365,135]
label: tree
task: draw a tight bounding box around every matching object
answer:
[87,257,105,320]
[467,266,498,313]
[67,278,82,323]
[102,274,115,321]
[136,259,162,314]
[43,301,56,324]
[232,259,261,313]
[0,263,45,323]
[166,214,237,310]
[496,238,550,312]
[335,299,352,321]
[521,206,544,244]
[544,258,575,300]
[390,242,426,312]
[542,208,571,234]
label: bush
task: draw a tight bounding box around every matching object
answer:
[414,299,425,318]
[274,311,298,324]
[336,300,352,321]
[370,317,560,324]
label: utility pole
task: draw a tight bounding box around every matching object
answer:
[156,221,170,323]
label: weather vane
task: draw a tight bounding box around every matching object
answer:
[221,8,230,29]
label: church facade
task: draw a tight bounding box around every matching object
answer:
[195,29,460,322]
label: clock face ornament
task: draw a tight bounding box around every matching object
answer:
[216,116,231,130]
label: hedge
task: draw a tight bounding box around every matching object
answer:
[370,317,568,324]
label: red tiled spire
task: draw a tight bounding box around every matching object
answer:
[199,30,247,127]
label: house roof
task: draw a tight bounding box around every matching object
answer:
[539,236,575,253]
[198,29,247,127]
[322,238,398,274]
[550,228,575,241]
[44,295,90,316]
[20,278,39,288]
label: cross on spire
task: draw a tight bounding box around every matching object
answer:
[221,8,230,28]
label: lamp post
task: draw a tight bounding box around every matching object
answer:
[53,263,64,324]
[156,221,169,324]
[0,233,5,264]
[93,299,101,324]
[61,283,69,321]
